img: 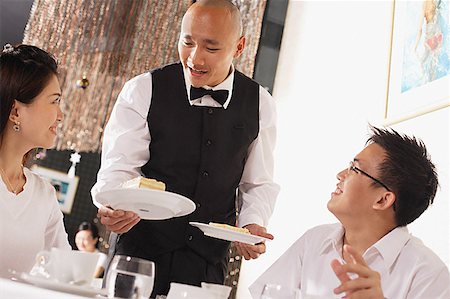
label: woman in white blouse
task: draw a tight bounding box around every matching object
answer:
[0,44,70,278]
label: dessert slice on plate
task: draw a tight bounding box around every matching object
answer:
[208,222,250,234]
[122,176,166,191]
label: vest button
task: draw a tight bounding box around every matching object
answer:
[203,171,209,177]
[188,235,193,241]
[206,139,212,146]
[196,203,201,208]
[208,108,213,114]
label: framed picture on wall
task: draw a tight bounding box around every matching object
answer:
[31,165,79,214]
[385,0,450,125]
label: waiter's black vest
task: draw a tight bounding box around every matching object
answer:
[122,62,259,264]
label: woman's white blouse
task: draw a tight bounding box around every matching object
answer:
[0,167,70,278]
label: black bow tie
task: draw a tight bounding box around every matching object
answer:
[190,87,229,106]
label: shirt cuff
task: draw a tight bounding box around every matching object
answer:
[238,213,265,229]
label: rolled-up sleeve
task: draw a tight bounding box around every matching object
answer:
[91,73,153,206]
[238,86,280,228]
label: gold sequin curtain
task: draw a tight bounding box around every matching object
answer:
[23,0,266,152]
[23,0,190,152]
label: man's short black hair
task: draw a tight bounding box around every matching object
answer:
[367,125,438,226]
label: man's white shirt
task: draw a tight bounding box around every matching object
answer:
[250,223,450,299]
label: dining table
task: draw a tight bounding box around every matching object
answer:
[0,277,106,299]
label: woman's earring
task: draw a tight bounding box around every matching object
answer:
[13,121,20,132]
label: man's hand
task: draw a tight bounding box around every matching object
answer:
[235,224,274,260]
[330,244,384,299]
[97,206,140,234]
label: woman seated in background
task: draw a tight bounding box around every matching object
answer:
[0,43,70,278]
[75,221,107,278]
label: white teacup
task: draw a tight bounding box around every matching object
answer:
[260,283,301,299]
[201,282,232,299]
[32,248,100,284]
[167,282,222,299]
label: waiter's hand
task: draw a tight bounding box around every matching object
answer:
[330,244,384,299]
[97,206,140,234]
[235,224,274,260]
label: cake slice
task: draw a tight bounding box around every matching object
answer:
[122,176,166,191]
[209,222,250,234]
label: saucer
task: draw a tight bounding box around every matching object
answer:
[96,188,196,220]
[189,222,272,245]
[20,273,107,297]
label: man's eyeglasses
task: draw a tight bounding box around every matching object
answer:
[347,161,391,192]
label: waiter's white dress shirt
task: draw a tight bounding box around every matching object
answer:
[91,66,280,228]
[0,167,70,278]
[250,223,450,299]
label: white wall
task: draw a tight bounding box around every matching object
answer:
[237,1,449,298]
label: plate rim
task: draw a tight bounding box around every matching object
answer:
[96,188,196,220]
[189,221,271,245]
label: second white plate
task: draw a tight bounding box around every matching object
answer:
[96,188,196,220]
[189,222,271,245]
[20,273,107,297]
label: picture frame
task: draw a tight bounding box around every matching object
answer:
[31,165,79,214]
[385,0,450,125]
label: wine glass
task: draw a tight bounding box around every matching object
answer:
[105,255,155,299]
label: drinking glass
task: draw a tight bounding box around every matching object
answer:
[105,255,155,299]
[260,283,301,299]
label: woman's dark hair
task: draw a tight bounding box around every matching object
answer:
[367,125,438,226]
[77,221,100,249]
[0,44,58,138]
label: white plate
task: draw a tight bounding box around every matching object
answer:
[96,188,196,220]
[189,222,271,245]
[20,273,107,297]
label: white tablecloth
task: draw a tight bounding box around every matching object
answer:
[0,278,105,299]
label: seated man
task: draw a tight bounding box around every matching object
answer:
[250,126,450,299]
